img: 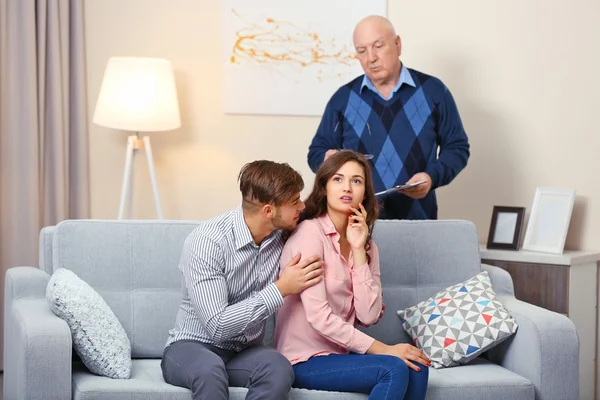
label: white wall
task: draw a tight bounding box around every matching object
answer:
[86,0,320,222]
[85,0,600,251]
[396,1,600,252]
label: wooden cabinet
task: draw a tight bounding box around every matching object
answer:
[479,245,600,400]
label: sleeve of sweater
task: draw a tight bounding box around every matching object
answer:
[307,97,344,173]
[425,86,470,190]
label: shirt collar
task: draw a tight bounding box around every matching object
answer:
[233,204,282,250]
[316,213,339,236]
[233,205,255,250]
[361,63,415,98]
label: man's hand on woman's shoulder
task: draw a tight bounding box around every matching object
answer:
[275,253,324,297]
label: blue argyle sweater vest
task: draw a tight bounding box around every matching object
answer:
[308,69,469,220]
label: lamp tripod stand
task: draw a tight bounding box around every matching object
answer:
[93,57,180,219]
[118,133,163,219]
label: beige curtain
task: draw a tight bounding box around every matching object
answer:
[0,0,89,371]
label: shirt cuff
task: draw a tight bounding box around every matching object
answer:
[351,262,372,283]
[259,283,284,314]
[350,330,376,354]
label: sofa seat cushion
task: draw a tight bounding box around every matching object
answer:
[72,359,366,400]
[427,358,534,400]
[72,360,189,400]
[73,358,533,400]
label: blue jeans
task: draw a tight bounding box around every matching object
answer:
[292,354,428,400]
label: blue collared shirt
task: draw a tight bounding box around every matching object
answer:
[361,63,416,100]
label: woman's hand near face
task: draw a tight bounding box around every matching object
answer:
[347,203,369,265]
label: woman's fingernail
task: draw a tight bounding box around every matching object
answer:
[417,367,421,371]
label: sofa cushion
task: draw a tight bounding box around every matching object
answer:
[426,358,534,400]
[72,360,188,400]
[46,268,132,379]
[71,360,367,400]
[71,358,533,400]
[52,220,199,358]
[361,220,483,346]
[397,271,518,369]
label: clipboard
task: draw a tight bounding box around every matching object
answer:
[375,180,427,196]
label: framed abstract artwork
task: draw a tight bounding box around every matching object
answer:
[522,188,576,254]
[222,0,387,116]
[486,206,526,250]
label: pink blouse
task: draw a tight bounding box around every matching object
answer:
[274,214,383,365]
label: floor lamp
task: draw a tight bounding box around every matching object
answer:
[92,57,181,219]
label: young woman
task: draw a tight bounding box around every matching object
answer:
[274,150,430,399]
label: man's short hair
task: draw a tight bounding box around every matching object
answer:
[238,160,304,207]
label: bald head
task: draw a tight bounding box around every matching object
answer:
[353,15,396,46]
[352,15,402,88]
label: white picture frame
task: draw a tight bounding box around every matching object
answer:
[522,187,576,254]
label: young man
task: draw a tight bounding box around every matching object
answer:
[162,160,324,399]
[308,15,470,220]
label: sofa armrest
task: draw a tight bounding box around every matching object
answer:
[481,263,515,296]
[486,295,579,400]
[4,266,72,400]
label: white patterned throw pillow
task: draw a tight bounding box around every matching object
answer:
[46,268,132,379]
[397,271,518,369]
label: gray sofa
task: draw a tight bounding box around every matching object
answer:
[4,219,579,400]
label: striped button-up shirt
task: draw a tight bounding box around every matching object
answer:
[166,205,285,351]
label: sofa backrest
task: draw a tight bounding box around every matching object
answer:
[44,219,482,357]
[39,226,56,274]
[359,219,482,345]
[48,219,200,358]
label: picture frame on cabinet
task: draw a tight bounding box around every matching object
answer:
[486,206,526,250]
[522,187,575,254]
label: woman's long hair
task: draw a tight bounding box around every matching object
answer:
[300,150,379,262]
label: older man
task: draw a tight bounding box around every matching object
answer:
[308,15,470,220]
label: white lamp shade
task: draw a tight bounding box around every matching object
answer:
[93,57,181,132]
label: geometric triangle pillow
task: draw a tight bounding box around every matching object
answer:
[397,271,518,369]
